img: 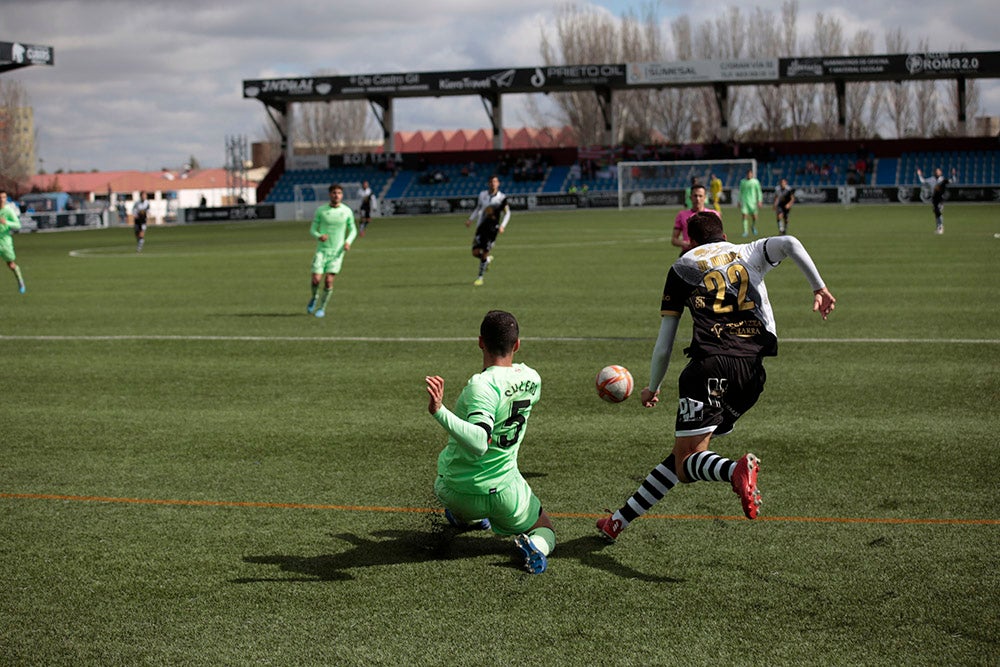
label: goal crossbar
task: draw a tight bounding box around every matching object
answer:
[293,182,363,220]
[616,158,757,210]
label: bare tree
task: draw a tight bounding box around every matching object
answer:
[941,44,980,137]
[845,30,880,138]
[256,69,376,157]
[529,2,973,146]
[943,77,979,137]
[748,6,785,140]
[702,7,749,138]
[649,15,695,143]
[813,12,845,138]
[780,1,817,140]
[883,27,913,138]
[296,100,376,153]
[256,115,284,168]
[538,3,620,146]
[616,5,664,144]
[911,38,939,136]
[0,79,36,184]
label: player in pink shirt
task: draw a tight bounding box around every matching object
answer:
[672,183,720,255]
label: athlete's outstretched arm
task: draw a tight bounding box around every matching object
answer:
[497,205,511,233]
[641,314,680,408]
[425,376,489,456]
[766,236,836,319]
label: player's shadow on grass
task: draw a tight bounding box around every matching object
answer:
[228,312,306,318]
[233,528,511,582]
[233,524,682,583]
[555,535,684,583]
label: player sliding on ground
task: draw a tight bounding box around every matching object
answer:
[425,310,556,574]
[597,212,836,541]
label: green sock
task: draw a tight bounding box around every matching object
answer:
[311,283,320,299]
[319,288,333,310]
[742,219,749,235]
[12,265,23,285]
[528,527,556,556]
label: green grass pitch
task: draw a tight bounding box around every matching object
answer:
[2,203,998,665]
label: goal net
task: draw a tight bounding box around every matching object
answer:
[293,182,363,220]
[616,159,757,210]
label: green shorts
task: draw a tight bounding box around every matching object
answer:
[0,238,15,263]
[434,473,542,536]
[741,203,759,216]
[311,249,345,275]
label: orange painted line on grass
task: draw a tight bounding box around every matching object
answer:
[3,492,997,526]
[0,492,427,514]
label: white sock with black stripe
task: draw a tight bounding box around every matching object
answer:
[613,454,678,528]
[684,450,736,483]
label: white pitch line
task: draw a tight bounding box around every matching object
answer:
[0,334,998,344]
[67,235,673,258]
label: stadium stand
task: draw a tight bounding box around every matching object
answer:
[259,143,1000,205]
[758,153,868,188]
[896,150,999,185]
[266,167,392,203]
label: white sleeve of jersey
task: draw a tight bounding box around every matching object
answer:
[498,204,511,230]
[763,236,825,291]
[468,191,485,221]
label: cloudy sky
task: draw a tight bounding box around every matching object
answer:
[4,0,998,172]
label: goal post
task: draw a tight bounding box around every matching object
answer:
[616,158,757,210]
[293,182,363,220]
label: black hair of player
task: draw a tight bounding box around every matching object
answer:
[480,310,519,356]
[688,211,726,245]
[328,183,343,193]
[690,183,707,195]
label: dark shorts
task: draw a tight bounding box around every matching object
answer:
[675,355,766,438]
[472,222,500,253]
[360,201,371,218]
[134,219,147,236]
[777,205,791,220]
[932,199,944,217]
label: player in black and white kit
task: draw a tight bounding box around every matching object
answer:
[916,167,956,235]
[357,180,375,237]
[773,178,795,235]
[597,212,836,541]
[465,174,510,286]
[132,191,150,253]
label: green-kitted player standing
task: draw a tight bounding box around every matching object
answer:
[307,184,357,319]
[425,310,556,574]
[0,190,26,294]
[738,169,763,237]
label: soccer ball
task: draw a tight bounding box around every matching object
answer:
[595,365,633,403]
